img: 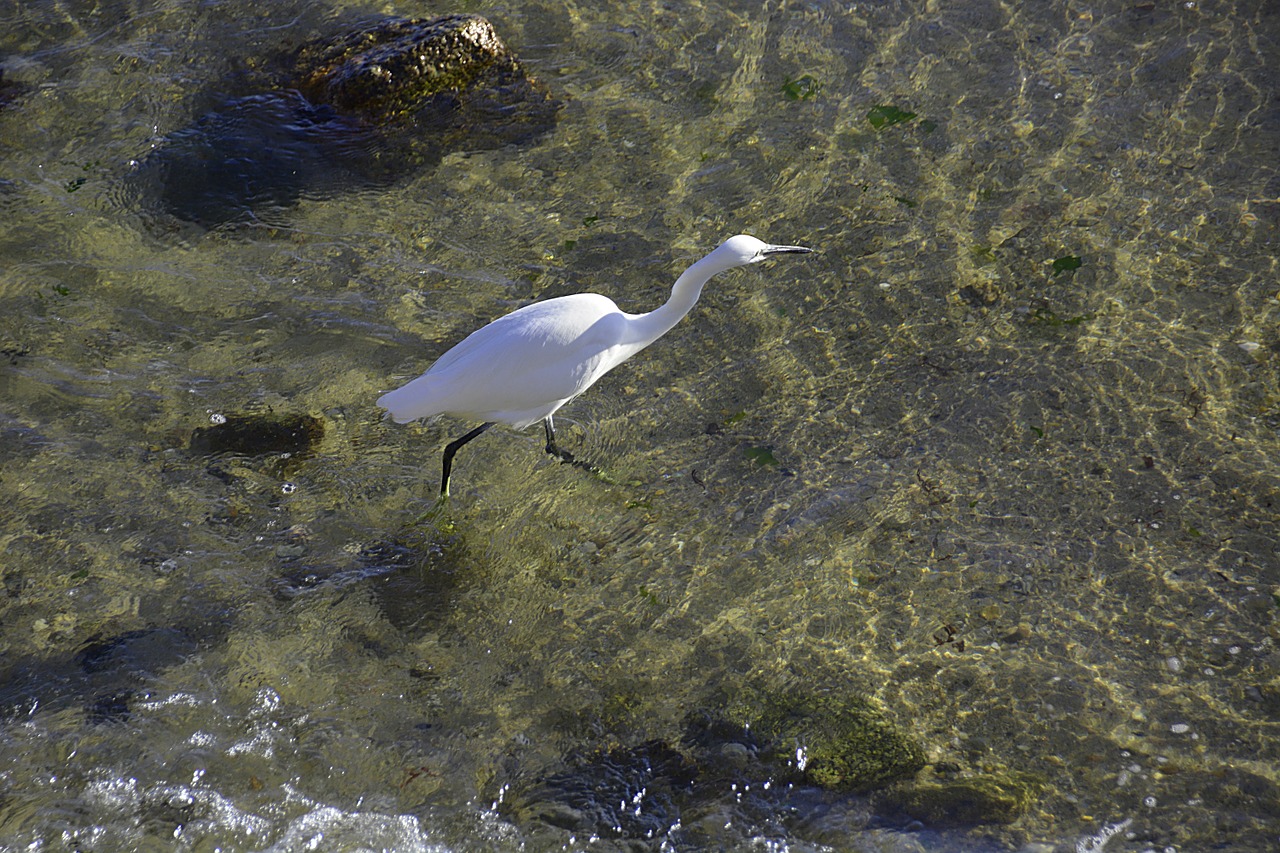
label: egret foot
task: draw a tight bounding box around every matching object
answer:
[542,417,616,482]
[413,493,454,528]
[555,449,610,480]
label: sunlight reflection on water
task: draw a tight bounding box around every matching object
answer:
[1,0,1278,850]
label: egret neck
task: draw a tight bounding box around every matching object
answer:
[621,241,812,348]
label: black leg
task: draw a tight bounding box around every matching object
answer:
[543,416,575,463]
[542,416,555,455]
[543,416,608,480]
[441,422,495,497]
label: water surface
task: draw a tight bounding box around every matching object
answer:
[1,0,1278,850]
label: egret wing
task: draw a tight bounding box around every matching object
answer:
[380,293,626,424]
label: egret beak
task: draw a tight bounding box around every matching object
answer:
[762,244,813,256]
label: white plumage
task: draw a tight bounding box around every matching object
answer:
[378,234,811,495]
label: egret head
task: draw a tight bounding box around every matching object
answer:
[716,234,813,269]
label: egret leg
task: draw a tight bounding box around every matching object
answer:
[441,422,495,497]
[541,416,616,483]
[543,416,575,463]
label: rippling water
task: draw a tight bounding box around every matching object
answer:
[1,0,1278,850]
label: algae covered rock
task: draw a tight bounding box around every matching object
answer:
[279,13,559,155]
[287,14,546,122]
[742,689,926,793]
[879,770,1043,827]
[133,14,559,227]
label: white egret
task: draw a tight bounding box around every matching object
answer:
[378,234,812,496]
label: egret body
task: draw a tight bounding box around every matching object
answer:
[378,234,811,495]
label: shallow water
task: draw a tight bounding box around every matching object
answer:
[1,0,1278,850]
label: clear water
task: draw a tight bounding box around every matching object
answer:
[1,0,1278,850]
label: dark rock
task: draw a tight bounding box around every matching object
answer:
[1,620,227,724]
[189,412,323,457]
[87,691,135,724]
[0,67,26,108]
[683,710,761,754]
[1199,765,1280,813]
[142,91,379,226]
[508,741,697,840]
[273,537,468,634]
[132,14,559,227]
[279,13,559,159]
[288,15,548,123]
[77,628,201,723]
[878,771,1043,827]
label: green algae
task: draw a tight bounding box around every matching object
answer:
[737,689,926,792]
[881,770,1045,827]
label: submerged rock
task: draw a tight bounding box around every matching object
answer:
[507,741,698,839]
[272,538,468,634]
[0,67,26,108]
[133,14,559,227]
[878,770,1043,827]
[78,628,200,723]
[189,412,324,457]
[145,91,376,226]
[0,627,206,724]
[738,689,927,793]
[500,698,929,845]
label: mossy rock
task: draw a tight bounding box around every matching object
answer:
[880,771,1043,827]
[134,14,558,227]
[288,15,525,120]
[741,690,927,793]
[280,13,559,145]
